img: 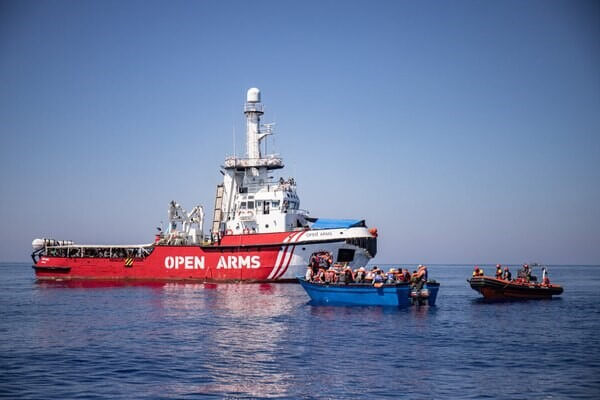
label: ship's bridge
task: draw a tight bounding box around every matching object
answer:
[222,177,308,234]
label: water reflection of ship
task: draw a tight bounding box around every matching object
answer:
[159,283,295,397]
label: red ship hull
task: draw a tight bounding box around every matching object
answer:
[33,230,374,282]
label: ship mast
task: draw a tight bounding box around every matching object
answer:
[245,88,265,177]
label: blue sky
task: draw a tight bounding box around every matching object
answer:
[1,0,598,264]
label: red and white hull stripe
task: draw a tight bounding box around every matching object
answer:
[266,230,305,280]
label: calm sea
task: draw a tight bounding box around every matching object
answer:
[1,263,599,399]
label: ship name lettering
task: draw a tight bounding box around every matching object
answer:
[305,231,334,238]
[216,255,261,269]
[164,256,205,270]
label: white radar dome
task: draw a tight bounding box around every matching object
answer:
[247,87,261,103]
[32,238,46,251]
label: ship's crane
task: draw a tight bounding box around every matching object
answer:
[165,200,204,245]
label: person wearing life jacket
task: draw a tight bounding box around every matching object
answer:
[495,264,503,279]
[410,270,419,283]
[418,265,428,281]
[524,264,532,282]
[473,266,483,277]
[503,267,512,281]
[411,268,425,290]
[387,269,397,284]
[393,268,403,281]
[372,270,385,285]
[365,267,377,283]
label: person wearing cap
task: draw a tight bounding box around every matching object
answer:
[495,264,503,279]
[386,269,397,284]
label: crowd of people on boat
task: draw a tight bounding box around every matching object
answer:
[472,263,552,285]
[42,246,152,259]
[305,253,429,288]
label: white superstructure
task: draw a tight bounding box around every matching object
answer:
[214,88,308,236]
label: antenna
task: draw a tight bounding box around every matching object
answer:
[263,122,275,156]
[233,124,236,160]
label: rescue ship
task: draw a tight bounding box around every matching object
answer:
[31,88,378,282]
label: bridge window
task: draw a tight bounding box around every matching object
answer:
[247,201,255,209]
[240,202,247,209]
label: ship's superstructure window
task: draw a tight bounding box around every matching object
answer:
[272,200,280,209]
[337,248,355,263]
[240,202,247,209]
[248,201,254,209]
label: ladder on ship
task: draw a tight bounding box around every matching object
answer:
[211,184,224,236]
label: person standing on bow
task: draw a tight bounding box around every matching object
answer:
[495,264,503,279]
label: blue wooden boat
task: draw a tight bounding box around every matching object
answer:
[298,278,439,307]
